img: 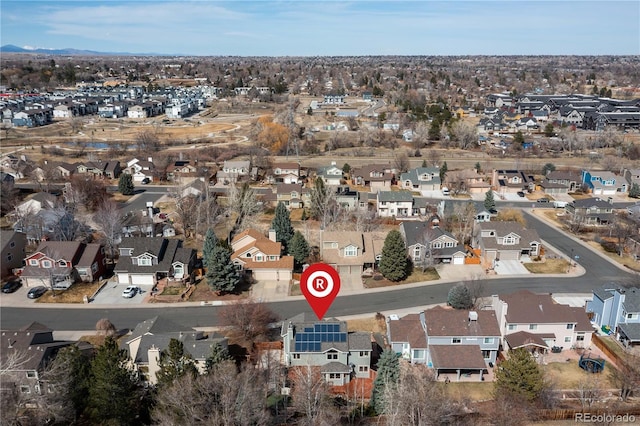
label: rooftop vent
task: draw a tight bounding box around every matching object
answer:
[469,311,478,321]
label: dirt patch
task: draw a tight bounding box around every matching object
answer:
[442,381,493,402]
[543,361,613,389]
[524,258,570,274]
[363,268,440,288]
[346,315,387,334]
[36,280,104,303]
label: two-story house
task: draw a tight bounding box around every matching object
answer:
[0,322,83,400]
[565,197,614,226]
[491,169,535,195]
[444,169,490,195]
[1,230,27,279]
[320,231,385,285]
[281,313,372,386]
[472,221,541,264]
[582,170,627,196]
[400,167,441,192]
[376,191,414,217]
[124,157,155,183]
[586,286,640,347]
[316,162,344,186]
[231,229,294,282]
[115,237,196,287]
[493,290,593,352]
[216,160,253,183]
[399,221,466,266]
[272,183,311,209]
[541,170,582,195]
[350,164,395,193]
[121,316,228,384]
[20,241,106,289]
[271,162,301,184]
[387,306,501,381]
[623,168,640,191]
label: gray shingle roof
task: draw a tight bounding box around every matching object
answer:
[377,190,413,203]
[622,287,640,313]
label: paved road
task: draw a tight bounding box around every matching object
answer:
[1,206,636,331]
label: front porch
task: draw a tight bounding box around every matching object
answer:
[430,345,491,382]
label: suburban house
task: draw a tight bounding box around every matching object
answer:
[271,162,301,184]
[472,221,541,264]
[541,170,582,194]
[350,164,395,192]
[492,290,594,352]
[399,221,466,266]
[399,167,441,192]
[444,169,490,195]
[316,162,344,186]
[216,160,253,183]
[53,162,76,179]
[180,177,208,198]
[121,316,228,384]
[20,241,106,289]
[281,313,373,386]
[565,197,614,226]
[121,211,155,238]
[273,183,311,209]
[76,160,121,180]
[115,237,197,286]
[166,161,198,182]
[320,231,385,284]
[15,192,58,216]
[1,230,27,278]
[231,229,294,282]
[334,186,369,211]
[586,286,640,347]
[491,170,535,195]
[376,190,414,217]
[582,170,627,196]
[623,168,640,190]
[124,158,155,183]
[0,322,84,399]
[387,306,501,381]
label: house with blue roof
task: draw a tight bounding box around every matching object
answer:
[399,167,441,192]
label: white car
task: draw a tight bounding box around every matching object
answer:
[122,286,138,298]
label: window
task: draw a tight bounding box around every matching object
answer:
[484,337,494,344]
[413,247,421,260]
[42,260,52,268]
[358,366,368,372]
[576,334,585,342]
[413,349,425,359]
[92,262,98,273]
[26,371,37,379]
[508,324,517,331]
[529,324,538,330]
[6,254,12,262]
[246,253,252,258]
[138,257,151,266]
[503,236,515,245]
[446,242,454,248]
[293,354,300,359]
[58,260,67,267]
[345,246,357,257]
[10,241,15,248]
[329,373,340,379]
[327,352,338,360]
[628,313,638,320]
[482,350,491,359]
[452,337,461,344]
[29,259,38,266]
[255,255,263,261]
[566,324,574,330]
[432,242,442,249]
[359,351,368,357]
[564,336,572,343]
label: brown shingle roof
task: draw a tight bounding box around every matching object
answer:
[430,345,487,370]
[387,314,427,348]
[504,331,550,349]
[424,306,501,337]
[500,290,586,325]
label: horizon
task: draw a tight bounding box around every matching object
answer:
[1,1,639,56]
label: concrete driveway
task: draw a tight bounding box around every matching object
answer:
[91,279,151,304]
[493,260,530,275]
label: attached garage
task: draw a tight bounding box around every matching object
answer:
[498,250,520,261]
[338,265,362,276]
[452,252,465,265]
[130,274,155,286]
[252,268,292,282]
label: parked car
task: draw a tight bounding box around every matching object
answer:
[537,197,550,203]
[517,191,525,197]
[141,177,151,185]
[27,286,48,299]
[2,279,22,293]
[122,286,138,298]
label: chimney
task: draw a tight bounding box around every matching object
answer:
[468,311,478,321]
[607,197,613,205]
[148,157,153,163]
[268,229,277,242]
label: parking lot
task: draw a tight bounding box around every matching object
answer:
[91,279,152,304]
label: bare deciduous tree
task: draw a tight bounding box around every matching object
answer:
[290,364,339,426]
[227,182,262,235]
[451,120,478,149]
[93,200,122,261]
[218,299,279,346]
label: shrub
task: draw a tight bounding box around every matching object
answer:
[601,241,618,253]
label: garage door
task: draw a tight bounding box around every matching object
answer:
[116,273,130,284]
[131,274,155,285]
[453,255,464,265]
[499,251,519,261]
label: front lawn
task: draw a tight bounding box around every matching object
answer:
[37,280,105,303]
[364,268,440,288]
[524,258,570,274]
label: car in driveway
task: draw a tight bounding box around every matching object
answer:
[27,286,48,299]
[122,286,138,298]
[2,279,22,293]
[517,191,525,197]
[537,197,550,203]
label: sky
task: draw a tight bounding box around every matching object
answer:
[1,1,639,56]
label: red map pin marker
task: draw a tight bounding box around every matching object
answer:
[300,263,341,320]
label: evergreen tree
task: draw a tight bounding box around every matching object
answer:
[494,348,545,402]
[87,337,141,425]
[484,190,496,212]
[630,183,640,199]
[370,349,400,414]
[428,119,441,141]
[544,123,555,137]
[301,209,308,221]
[45,344,91,422]
[118,173,135,196]
[514,131,525,145]
[202,228,218,270]
[342,163,351,175]
[206,243,240,294]
[421,159,428,168]
[310,177,330,225]
[379,230,409,282]
[439,161,448,183]
[156,338,198,387]
[288,231,310,271]
[205,343,231,373]
[447,284,474,309]
[271,202,295,254]
[541,163,556,176]
[474,162,482,173]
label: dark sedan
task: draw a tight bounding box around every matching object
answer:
[27,286,48,299]
[2,280,22,294]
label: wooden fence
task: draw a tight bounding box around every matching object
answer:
[592,334,625,368]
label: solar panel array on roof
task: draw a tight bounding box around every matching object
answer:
[294,322,346,352]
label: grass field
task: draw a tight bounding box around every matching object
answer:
[524,258,570,274]
[543,361,613,389]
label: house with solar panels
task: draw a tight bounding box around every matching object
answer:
[281,313,372,386]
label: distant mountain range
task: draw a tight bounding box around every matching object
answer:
[0,44,168,56]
